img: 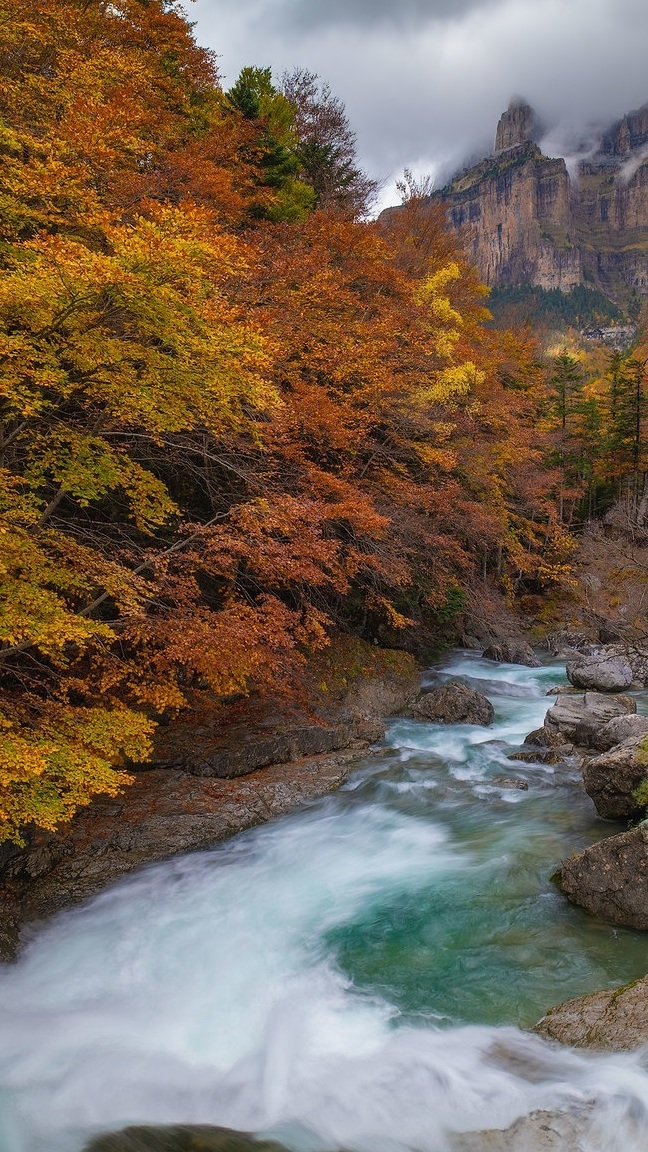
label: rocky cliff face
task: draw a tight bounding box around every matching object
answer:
[391,100,648,300]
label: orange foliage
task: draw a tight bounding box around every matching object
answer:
[0,0,563,841]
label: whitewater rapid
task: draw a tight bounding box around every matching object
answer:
[2,653,648,1152]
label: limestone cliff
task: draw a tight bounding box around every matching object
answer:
[387,99,648,301]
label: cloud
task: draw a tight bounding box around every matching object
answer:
[258,0,502,32]
[191,0,648,209]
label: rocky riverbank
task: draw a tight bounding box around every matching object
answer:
[0,645,423,960]
[509,638,648,1053]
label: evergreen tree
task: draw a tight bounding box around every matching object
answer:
[281,68,377,217]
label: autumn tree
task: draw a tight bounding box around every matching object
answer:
[0,0,567,845]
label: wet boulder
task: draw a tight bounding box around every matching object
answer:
[535,974,648,1051]
[410,682,494,726]
[524,727,547,746]
[84,1127,289,1152]
[557,823,648,930]
[582,736,648,820]
[482,639,541,667]
[491,776,529,790]
[543,692,635,748]
[566,652,634,693]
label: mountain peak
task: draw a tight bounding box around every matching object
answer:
[495,99,539,154]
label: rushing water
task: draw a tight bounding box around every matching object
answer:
[2,653,648,1152]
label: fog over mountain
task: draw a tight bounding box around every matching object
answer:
[191,0,648,206]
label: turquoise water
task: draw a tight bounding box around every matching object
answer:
[1,652,648,1152]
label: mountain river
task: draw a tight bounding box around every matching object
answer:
[2,653,648,1151]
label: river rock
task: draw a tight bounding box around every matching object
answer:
[491,776,529,790]
[524,727,547,746]
[482,640,541,667]
[451,1108,596,1151]
[543,692,635,748]
[557,823,648,929]
[84,1126,289,1152]
[596,713,648,751]
[582,737,648,819]
[535,974,648,1050]
[410,683,494,725]
[566,652,635,692]
[509,746,571,765]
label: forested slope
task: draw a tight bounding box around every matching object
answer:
[0,0,577,842]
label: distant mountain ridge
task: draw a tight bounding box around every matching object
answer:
[387,99,648,303]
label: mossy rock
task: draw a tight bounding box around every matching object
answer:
[84,1125,290,1152]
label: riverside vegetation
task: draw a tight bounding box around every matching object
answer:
[0,0,586,845]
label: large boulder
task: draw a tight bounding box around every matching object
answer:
[582,737,648,819]
[410,682,494,726]
[482,639,540,667]
[543,692,635,748]
[535,974,648,1051]
[566,653,634,693]
[595,713,648,751]
[557,823,648,929]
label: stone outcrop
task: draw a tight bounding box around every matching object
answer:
[383,99,648,300]
[410,682,494,725]
[582,736,648,819]
[482,639,540,667]
[535,975,648,1051]
[148,721,367,779]
[557,823,648,929]
[543,691,635,748]
[566,652,635,693]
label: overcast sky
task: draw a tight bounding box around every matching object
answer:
[189,0,648,208]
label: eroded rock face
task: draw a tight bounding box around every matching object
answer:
[566,653,634,693]
[543,692,635,748]
[84,1126,288,1152]
[535,974,648,1051]
[482,640,540,667]
[557,823,648,929]
[410,682,494,726]
[583,737,648,819]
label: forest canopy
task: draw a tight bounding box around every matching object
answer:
[0,0,575,843]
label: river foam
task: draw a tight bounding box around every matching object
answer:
[2,653,648,1152]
